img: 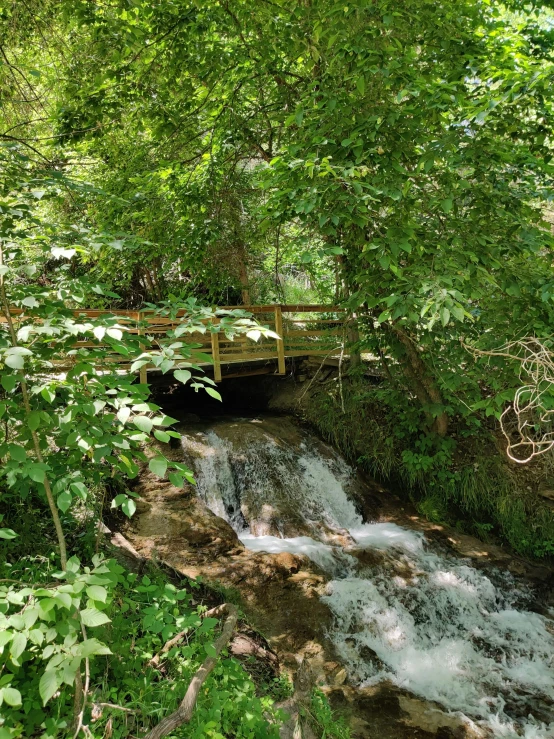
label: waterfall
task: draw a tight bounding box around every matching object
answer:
[181,417,554,738]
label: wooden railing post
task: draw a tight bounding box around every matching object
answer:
[274,305,286,375]
[347,312,361,368]
[211,329,222,382]
[137,312,148,384]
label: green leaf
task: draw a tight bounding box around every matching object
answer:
[205,388,222,401]
[154,429,171,443]
[80,607,111,627]
[53,592,72,609]
[0,528,17,540]
[68,555,81,573]
[78,638,112,657]
[8,444,26,462]
[62,657,80,686]
[149,456,168,478]
[86,585,107,603]
[10,633,27,660]
[133,415,153,434]
[41,387,56,403]
[133,402,156,412]
[121,497,136,518]
[155,415,178,427]
[450,303,465,322]
[1,375,18,392]
[111,493,128,509]
[204,643,217,658]
[52,246,76,259]
[198,618,218,634]
[23,608,39,629]
[29,628,44,645]
[130,358,148,372]
[70,482,88,500]
[441,307,451,327]
[39,669,61,705]
[2,687,22,707]
[440,198,453,213]
[174,369,192,384]
[168,473,185,488]
[57,491,72,513]
[28,465,46,483]
[4,354,24,370]
[117,407,131,424]
[356,76,365,95]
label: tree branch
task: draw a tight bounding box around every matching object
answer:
[142,603,238,739]
[0,248,66,567]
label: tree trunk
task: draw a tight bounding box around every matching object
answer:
[142,604,238,739]
[392,326,449,436]
[346,314,362,368]
[236,242,251,305]
[335,253,362,368]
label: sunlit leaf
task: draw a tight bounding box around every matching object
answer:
[39,670,61,705]
[80,607,111,627]
[149,456,168,478]
[133,415,153,433]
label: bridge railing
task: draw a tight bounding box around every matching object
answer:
[1,304,346,381]
[133,304,346,381]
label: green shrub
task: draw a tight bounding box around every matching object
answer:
[0,556,283,738]
[301,689,351,739]
[302,379,554,558]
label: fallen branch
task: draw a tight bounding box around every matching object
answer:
[91,702,138,720]
[142,603,239,739]
[147,603,232,668]
[148,628,189,668]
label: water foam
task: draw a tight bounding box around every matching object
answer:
[239,532,355,576]
[349,522,424,553]
[183,419,554,737]
[322,559,554,736]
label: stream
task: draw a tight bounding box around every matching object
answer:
[179,416,554,738]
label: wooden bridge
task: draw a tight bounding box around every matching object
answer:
[124,304,346,382]
[5,304,348,382]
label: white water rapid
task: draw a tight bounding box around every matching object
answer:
[182,418,554,738]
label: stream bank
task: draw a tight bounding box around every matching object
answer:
[122,407,554,739]
[150,364,554,559]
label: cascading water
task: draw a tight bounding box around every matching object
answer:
[181,417,554,738]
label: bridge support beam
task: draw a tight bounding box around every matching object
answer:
[137,313,148,385]
[211,330,222,382]
[274,305,286,375]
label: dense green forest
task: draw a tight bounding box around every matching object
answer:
[1,0,554,737]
